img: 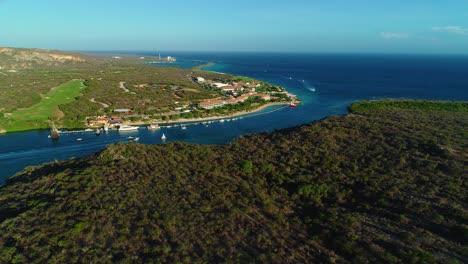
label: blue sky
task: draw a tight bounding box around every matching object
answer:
[0,0,467,53]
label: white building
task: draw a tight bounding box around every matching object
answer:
[212,82,229,88]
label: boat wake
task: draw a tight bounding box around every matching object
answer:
[301,79,317,92]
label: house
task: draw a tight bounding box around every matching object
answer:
[88,120,98,126]
[88,117,109,126]
[109,116,124,124]
[96,117,110,124]
[199,99,226,109]
[220,85,243,93]
[196,77,206,83]
[225,94,250,105]
[235,94,250,103]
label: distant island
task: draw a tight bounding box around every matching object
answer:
[0,48,297,134]
[0,100,466,263]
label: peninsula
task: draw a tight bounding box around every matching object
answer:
[0,48,296,133]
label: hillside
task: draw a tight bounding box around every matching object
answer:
[0,100,467,263]
[0,47,92,70]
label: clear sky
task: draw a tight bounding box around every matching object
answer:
[1,0,467,53]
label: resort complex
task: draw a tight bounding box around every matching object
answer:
[85,76,295,128]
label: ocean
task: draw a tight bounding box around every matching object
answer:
[1,53,467,183]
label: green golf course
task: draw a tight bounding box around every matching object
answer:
[0,80,84,132]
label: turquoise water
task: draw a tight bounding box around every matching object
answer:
[1,53,467,183]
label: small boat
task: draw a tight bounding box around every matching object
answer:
[219,119,225,123]
[128,136,135,140]
[289,77,293,80]
[289,103,298,108]
[133,137,140,141]
[84,128,94,132]
[76,138,83,141]
[50,128,60,141]
[148,123,159,130]
[103,126,109,132]
[181,126,187,130]
[119,125,139,131]
[95,129,101,135]
[161,133,166,140]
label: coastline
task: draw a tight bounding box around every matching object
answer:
[0,102,292,134]
[123,102,290,127]
[0,60,297,134]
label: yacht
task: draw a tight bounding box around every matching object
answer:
[148,123,159,130]
[161,133,167,140]
[119,125,139,131]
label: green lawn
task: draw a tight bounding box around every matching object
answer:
[0,80,84,132]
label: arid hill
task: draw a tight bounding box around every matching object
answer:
[0,47,96,70]
[0,100,466,263]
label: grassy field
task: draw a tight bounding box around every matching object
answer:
[0,80,84,132]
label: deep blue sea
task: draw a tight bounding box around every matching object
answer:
[1,53,468,183]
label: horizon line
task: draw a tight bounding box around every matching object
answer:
[2,46,468,56]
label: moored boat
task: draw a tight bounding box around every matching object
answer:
[289,103,298,108]
[161,133,166,140]
[119,125,139,131]
[148,123,159,130]
[50,126,60,141]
